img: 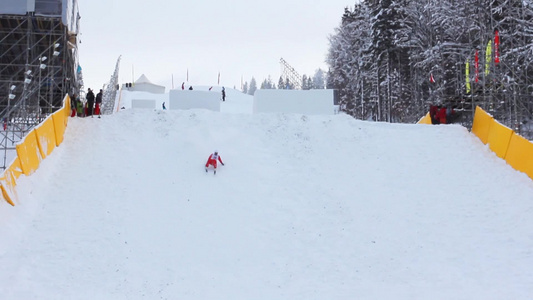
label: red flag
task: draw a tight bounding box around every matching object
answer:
[494,30,500,64]
[475,50,479,83]
[430,73,435,83]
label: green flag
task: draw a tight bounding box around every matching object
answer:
[466,59,471,94]
[485,40,492,76]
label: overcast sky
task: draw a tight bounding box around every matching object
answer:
[78,0,353,91]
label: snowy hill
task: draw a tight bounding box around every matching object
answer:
[1,106,533,299]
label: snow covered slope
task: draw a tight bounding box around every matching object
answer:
[1,108,532,299]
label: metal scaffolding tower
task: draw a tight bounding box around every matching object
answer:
[0,1,81,169]
[280,58,302,90]
[102,56,121,115]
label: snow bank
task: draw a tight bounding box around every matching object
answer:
[115,88,340,116]
[253,89,335,115]
[115,87,253,113]
[169,90,220,111]
[131,99,156,109]
[115,90,168,112]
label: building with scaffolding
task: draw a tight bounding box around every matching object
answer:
[0,0,81,169]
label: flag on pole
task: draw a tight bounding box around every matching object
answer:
[485,40,492,76]
[465,59,471,94]
[494,30,500,64]
[475,50,479,83]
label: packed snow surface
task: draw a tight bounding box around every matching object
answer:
[1,93,533,299]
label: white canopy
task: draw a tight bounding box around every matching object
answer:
[131,74,165,94]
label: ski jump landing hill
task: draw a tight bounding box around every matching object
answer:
[1,88,533,298]
[1,86,533,207]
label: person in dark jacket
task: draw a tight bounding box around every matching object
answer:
[95,89,103,117]
[70,94,77,117]
[222,87,226,101]
[429,105,439,124]
[86,88,95,116]
[446,106,456,123]
[436,106,447,124]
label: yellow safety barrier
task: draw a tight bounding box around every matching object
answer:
[35,115,57,159]
[471,106,493,144]
[505,134,533,180]
[0,157,22,206]
[16,130,42,176]
[487,119,514,159]
[417,112,432,124]
[65,96,71,120]
[472,106,533,180]
[52,108,66,146]
[0,94,71,206]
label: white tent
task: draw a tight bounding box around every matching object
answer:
[130,74,165,94]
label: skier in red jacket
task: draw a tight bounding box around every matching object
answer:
[205,150,224,174]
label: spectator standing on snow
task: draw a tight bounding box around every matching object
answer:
[436,106,447,124]
[222,87,226,101]
[86,88,95,116]
[446,106,456,123]
[76,98,84,117]
[70,93,77,117]
[95,89,103,117]
[429,105,439,125]
[205,150,224,174]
